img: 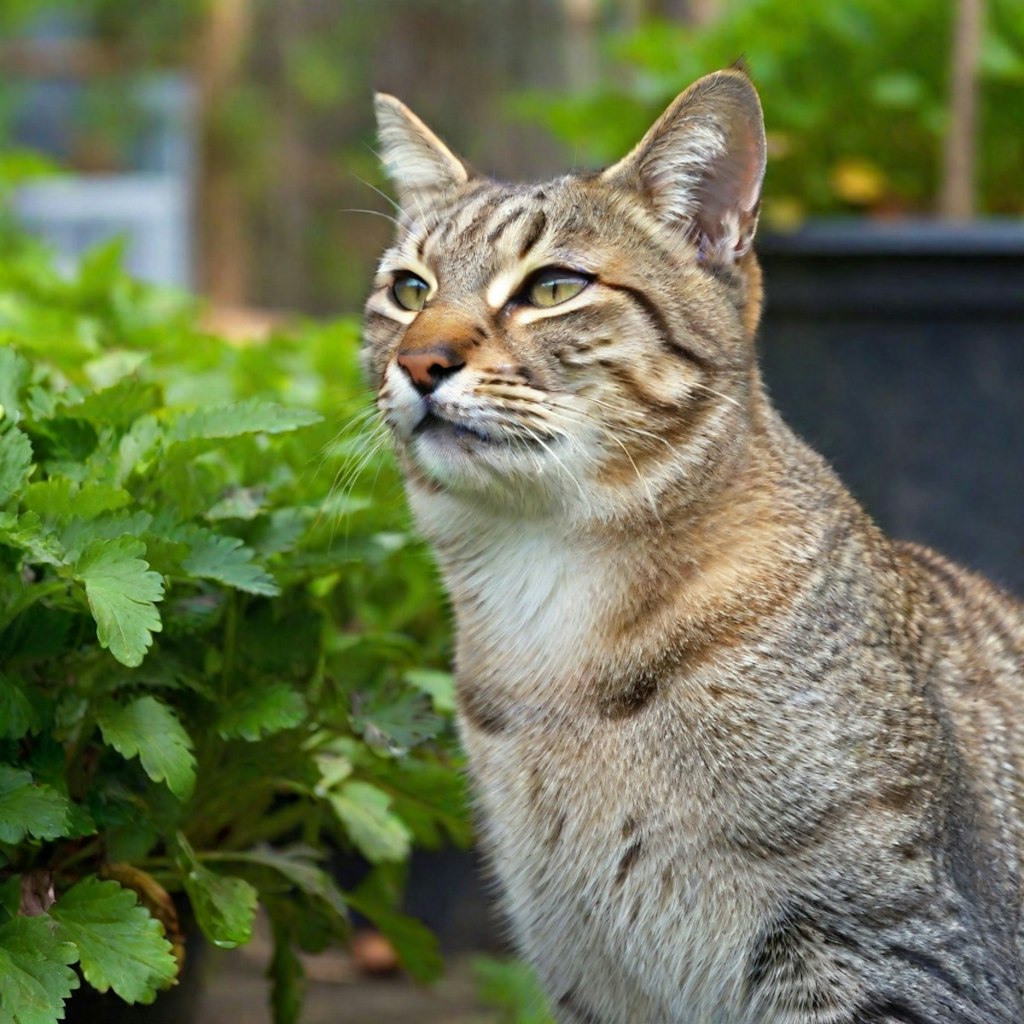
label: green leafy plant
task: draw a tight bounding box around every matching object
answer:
[473,956,555,1024]
[0,227,466,1023]
[512,0,1024,222]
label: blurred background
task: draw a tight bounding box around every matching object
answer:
[1,1,1022,1021]
[2,0,1022,308]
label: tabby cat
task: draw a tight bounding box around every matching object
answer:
[363,69,1024,1023]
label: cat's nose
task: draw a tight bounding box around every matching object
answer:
[396,345,466,395]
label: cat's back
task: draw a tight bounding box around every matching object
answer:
[900,541,1024,926]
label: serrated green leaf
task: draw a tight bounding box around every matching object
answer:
[17,480,71,521]
[214,845,348,920]
[64,378,160,428]
[181,863,258,950]
[351,683,442,756]
[74,537,163,667]
[169,398,321,444]
[116,415,161,482]
[97,697,195,800]
[50,877,176,1004]
[176,525,279,596]
[0,767,72,844]
[217,683,306,741]
[0,428,32,506]
[83,349,148,389]
[0,915,80,1024]
[404,668,456,714]
[60,511,153,564]
[373,757,471,849]
[0,348,31,425]
[27,417,97,467]
[24,481,130,525]
[0,512,64,566]
[327,781,412,864]
[0,674,39,740]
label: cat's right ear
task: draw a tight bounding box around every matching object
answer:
[602,69,766,267]
[374,94,472,209]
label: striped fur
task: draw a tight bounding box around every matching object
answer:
[364,70,1024,1022]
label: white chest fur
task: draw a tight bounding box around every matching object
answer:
[465,717,774,1024]
[412,493,780,1023]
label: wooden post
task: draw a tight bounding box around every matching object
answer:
[562,0,601,93]
[939,0,983,219]
[687,0,720,26]
[195,0,252,305]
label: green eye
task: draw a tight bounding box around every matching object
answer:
[527,268,591,308]
[391,272,429,311]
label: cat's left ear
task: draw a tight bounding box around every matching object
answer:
[603,68,766,266]
[374,94,473,208]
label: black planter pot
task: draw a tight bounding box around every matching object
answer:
[758,219,1024,598]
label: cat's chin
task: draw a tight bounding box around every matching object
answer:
[399,427,584,514]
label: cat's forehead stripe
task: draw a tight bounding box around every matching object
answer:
[485,205,530,246]
[517,212,548,260]
[419,189,500,261]
[455,192,507,246]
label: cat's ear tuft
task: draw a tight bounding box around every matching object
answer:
[374,94,472,208]
[602,69,766,266]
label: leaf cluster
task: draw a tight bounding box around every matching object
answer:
[0,232,465,1023]
[511,0,1024,220]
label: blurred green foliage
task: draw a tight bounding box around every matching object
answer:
[0,0,205,60]
[0,220,463,1023]
[513,0,1024,222]
[0,0,206,175]
[473,955,555,1024]
[0,0,389,310]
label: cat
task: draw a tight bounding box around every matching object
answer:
[363,68,1024,1023]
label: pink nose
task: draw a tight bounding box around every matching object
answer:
[396,345,465,394]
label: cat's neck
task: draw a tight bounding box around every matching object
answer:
[409,424,840,704]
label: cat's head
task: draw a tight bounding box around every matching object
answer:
[364,69,767,524]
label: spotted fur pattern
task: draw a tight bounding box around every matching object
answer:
[364,70,1024,1022]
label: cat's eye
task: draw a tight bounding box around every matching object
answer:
[525,268,591,308]
[391,272,429,311]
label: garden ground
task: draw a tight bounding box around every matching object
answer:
[199,916,490,1024]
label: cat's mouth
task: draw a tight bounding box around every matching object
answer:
[406,405,555,456]
[412,409,493,445]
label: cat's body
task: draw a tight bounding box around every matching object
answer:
[365,71,1024,1022]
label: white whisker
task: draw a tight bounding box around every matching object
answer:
[352,168,405,216]
[341,208,405,229]
[686,379,742,409]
